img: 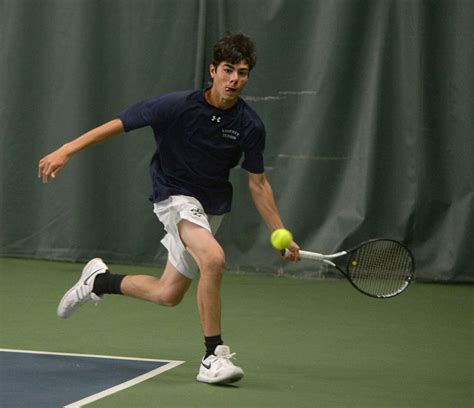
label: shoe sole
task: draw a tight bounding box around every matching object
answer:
[196,371,244,384]
[57,284,81,319]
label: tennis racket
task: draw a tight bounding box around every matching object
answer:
[286,239,415,298]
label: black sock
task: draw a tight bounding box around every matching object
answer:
[204,335,223,358]
[93,272,126,296]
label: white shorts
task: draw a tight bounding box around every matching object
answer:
[153,195,223,279]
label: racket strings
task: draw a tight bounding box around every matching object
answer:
[347,240,413,297]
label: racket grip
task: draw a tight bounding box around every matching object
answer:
[282,248,322,259]
[287,249,326,260]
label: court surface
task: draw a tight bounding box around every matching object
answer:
[1,349,183,407]
[0,257,472,407]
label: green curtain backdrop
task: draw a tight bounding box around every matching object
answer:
[1,0,473,282]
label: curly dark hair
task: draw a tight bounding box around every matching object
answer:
[212,32,257,71]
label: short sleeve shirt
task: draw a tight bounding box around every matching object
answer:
[118,89,266,215]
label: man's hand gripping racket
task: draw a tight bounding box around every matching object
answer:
[284,239,415,298]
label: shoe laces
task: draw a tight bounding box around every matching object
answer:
[217,351,238,365]
[226,352,237,360]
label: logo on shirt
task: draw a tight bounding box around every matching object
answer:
[221,129,240,140]
[211,115,221,123]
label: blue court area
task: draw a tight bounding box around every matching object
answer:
[0,349,183,407]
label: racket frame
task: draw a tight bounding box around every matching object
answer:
[286,239,415,299]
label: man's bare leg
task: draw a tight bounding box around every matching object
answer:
[176,220,244,383]
[120,261,192,306]
[177,220,225,337]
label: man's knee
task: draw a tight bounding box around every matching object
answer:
[199,249,225,279]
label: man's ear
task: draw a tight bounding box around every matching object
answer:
[209,63,216,78]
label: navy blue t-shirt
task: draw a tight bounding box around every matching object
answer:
[118,89,266,215]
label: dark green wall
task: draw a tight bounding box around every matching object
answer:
[1,0,472,281]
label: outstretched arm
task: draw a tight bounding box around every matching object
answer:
[38,118,125,183]
[247,172,300,261]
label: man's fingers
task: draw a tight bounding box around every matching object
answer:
[286,252,300,262]
[38,156,63,183]
[283,246,301,262]
[42,167,60,183]
[42,169,50,184]
[39,160,53,183]
[279,247,300,262]
[38,159,45,178]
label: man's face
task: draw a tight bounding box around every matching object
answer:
[210,60,250,103]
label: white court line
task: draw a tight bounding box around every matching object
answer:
[64,361,184,408]
[0,348,185,407]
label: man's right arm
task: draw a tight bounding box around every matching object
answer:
[38,118,125,183]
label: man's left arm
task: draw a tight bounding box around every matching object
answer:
[247,172,300,261]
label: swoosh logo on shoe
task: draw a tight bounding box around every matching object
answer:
[84,268,106,285]
[201,360,211,370]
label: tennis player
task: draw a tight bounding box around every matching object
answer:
[38,32,300,384]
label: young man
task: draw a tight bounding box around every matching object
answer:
[38,32,300,384]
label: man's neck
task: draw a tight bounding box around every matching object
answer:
[205,87,237,110]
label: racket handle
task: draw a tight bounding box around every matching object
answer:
[283,248,325,260]
[284,248,346,261]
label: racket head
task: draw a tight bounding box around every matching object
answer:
[343,239,415,298]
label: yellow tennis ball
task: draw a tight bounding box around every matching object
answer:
[270,228,293,250]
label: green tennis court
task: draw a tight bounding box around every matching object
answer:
[1,257,471,407]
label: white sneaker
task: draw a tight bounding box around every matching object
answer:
[57,258,108,319]
[196,345,244,384]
